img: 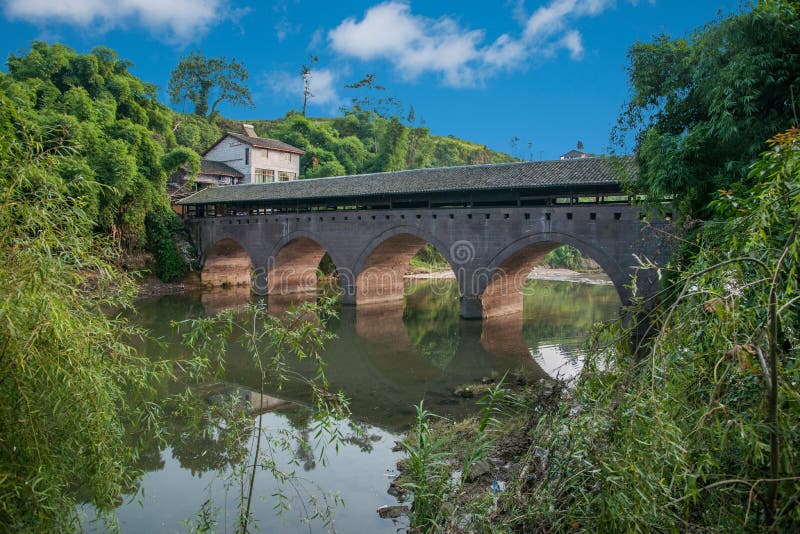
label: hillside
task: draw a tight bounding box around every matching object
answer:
[184,112,516,180]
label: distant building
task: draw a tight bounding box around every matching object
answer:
[560,149,592,160]
[169,124,305,201]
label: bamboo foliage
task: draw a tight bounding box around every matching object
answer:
[0,97,166,530]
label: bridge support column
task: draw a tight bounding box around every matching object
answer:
[338,273,357,306]
[459,295,483,320]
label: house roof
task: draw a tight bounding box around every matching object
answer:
[203,132,305,156]
[200,159,243,177]
[560,149,590,159]
[178,157,635,206]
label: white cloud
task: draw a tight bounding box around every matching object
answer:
[265,67,341,113]
[560,30,584,60]
[272,0,300,42]
[329,2,423,60]
[328,0,631,87]
[329,2,484,87]
[2,0,239,42]
[306,69,341,108]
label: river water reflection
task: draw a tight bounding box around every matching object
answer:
[91,277,619,533]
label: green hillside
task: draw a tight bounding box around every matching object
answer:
[248,113,514,177]
[190,113,516,179]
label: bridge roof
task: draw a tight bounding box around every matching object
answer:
[177,156,634,206]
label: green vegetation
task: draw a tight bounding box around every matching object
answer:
[0,92,162,530]
[615,0,800,215]
[247,111,515,180]
[398,3,800,531]
[540,245,596,271]
[0,42,208,280]
[399,381,519,532]
[144,207,188,282]
[409,243,452,272]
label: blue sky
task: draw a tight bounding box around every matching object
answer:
[0,0,743,159]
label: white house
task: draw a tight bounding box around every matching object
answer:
[203,124,304,184]
[560,149,591,160]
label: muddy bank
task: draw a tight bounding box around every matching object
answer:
[136,272,202,297]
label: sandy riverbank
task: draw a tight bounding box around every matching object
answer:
[405,266,613,285]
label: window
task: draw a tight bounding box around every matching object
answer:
[254,168,274,183]
[245,148,250,165]
[277,171,296,181]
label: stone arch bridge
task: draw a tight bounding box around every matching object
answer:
[178,158,673,319]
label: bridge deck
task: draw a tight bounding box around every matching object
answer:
[177,157,636,212]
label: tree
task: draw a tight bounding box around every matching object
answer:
[614,1,800,215]
[2,42,201,274]
[341,73,403,118]
[370,117,409,172]
[406,105,416,125]
[168,51,253,117]
[577,140,584,150]
[300,54,318,116]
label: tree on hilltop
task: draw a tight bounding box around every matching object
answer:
[168,51,253,117]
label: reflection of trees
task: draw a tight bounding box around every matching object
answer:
[162,393,254,477]
[522,280,620,349]
[403,280,461,369]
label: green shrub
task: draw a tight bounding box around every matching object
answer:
[145,207,187,282]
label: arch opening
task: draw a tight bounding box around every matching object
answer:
[268,237,339,296]
[355,233,455,308]
[202,238,254,288]
[481,242,617,319]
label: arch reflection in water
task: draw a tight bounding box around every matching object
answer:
[201,284,252,314]
[521,278,621,380]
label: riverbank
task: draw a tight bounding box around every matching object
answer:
[137,265,611,299]
[386,374,569,531]
[136,272,202,297]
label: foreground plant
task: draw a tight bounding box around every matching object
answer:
[0,96,166,529]
[176,298,349,532]
[400,378,518,532]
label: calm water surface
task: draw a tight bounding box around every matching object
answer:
[85,278,619,533]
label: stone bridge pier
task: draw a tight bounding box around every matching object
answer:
[187,203,672,320]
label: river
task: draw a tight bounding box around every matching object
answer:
[81,276,619,533]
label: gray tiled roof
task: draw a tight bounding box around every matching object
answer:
[178,156,634,205]
[200,159,243,177]
[223,132,305,154]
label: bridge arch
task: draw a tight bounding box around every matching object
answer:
[353,226,457,307]
[201,237,254,288]
[480,232,629,318]
[266,232,344,295]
